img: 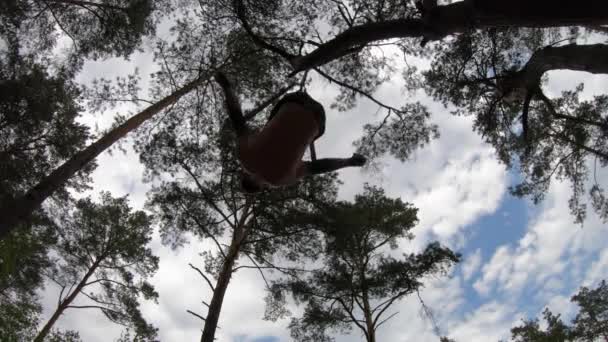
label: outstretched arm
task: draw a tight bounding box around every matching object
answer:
[215,72,248,137]
[301,153,366,176]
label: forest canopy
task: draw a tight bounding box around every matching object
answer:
[1,0,608,341]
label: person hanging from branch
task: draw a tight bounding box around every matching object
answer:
[214,72,366,193]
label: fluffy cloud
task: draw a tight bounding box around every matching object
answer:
[447,301,519,342]
[462,249,483,281]
[474,179,608,300]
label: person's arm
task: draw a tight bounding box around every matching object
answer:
[215,72,248,137]
[299,153,366,176]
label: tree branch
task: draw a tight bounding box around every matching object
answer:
[336,297,368,335]
[372,288,412,327]
[375,311,399,330]
[243,83,297,121]
[238,252,270,290]
[233,0,296,62]
[179,161,234,230]
[186,309,206,321]
[189,263,215,292]
[314,67,403,114]
[291,3,608,72]
[66,304,122,318]
[178,201,228,260]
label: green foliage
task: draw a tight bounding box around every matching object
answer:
[0,292,41,342]
[571,280,608,340]
[45,192,159,340]
[421,28,608,223]
[272,185,460,342]
[509,280,608,341]
[440,337,457,342]
[354,102,439,161]
[0,54,91,202]
[0,0,166,60]
[511,309,573,342]
[47,330,83,342]
[0,215,56,340]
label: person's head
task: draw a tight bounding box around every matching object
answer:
[241,173,263,193]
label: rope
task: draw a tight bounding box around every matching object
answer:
[299,70,317,161]
[299,70,309,92]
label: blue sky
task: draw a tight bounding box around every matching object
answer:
[455,190,530,314]
[34,25,608,342]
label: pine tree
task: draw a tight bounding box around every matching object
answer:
[270,185,460,342]
[34,193,159,342]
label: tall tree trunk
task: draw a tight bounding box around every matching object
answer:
[290,1,608,72]
[361,291,376,342]
[200,202,252,342]
[34,257,103,342]
[0,75,208,240]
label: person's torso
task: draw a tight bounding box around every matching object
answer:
[238,102,320,185]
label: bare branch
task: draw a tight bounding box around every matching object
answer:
[372,289,411,327]
[187,309,206,321]
[239,252,270,290]
[58,285,66,307]
[375,311,399,330]
[66,305,123,318]
[84,278,137,290]
[189,263,215,292]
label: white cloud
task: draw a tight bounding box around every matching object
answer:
[473,178,608,302]
[583,249,608,286]
[448,301,518,342]
[462,249,483,281]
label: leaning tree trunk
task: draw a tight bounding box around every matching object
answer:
[200,202,252,342]
[34,257,103,342]
[289,0,608,73]
[0,75,208,240]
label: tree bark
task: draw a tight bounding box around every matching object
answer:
[34,257,103,342]
[0,75,208,240]
[290,0,608,73]
[200,202,252,342]
[362,291,376,342]
[498,44,608,144]
[516,44,608,89]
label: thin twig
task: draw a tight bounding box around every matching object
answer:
[314,67,403,114]
[189,263,215,292]
[187,309,206,321]
[416,289,442,337]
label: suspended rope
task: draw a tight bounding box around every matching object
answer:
[299,70,318,162]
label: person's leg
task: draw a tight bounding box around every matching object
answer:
[215,72,248,137]
[302,153,366,175]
